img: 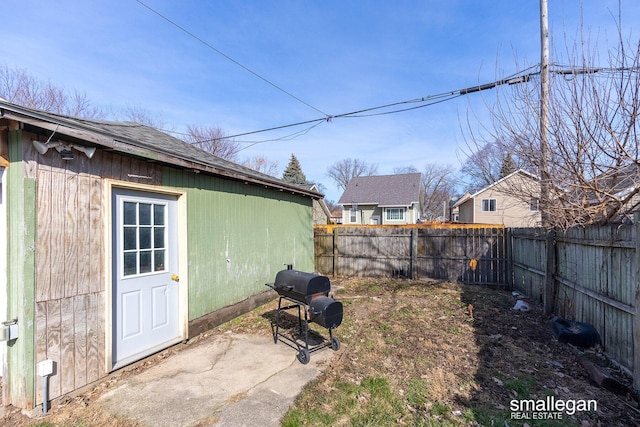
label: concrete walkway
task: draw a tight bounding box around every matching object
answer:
[99,332,334,426]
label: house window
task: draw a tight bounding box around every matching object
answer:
[481,199,497,212]
[530,198,540,211]
[349,203,359,223]
[386,208,404,221]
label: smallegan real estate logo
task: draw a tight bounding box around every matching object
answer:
[510,396,597,420]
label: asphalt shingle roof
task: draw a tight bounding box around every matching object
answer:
[0,101,321,198]
[338,173,421,206]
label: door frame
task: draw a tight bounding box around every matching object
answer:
[104,180,188,372]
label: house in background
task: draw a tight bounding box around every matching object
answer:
[302,183,332,225]
[0,100,320,410]
[330,207,343,224]
[338,173,422,225]
[584,162,640,223]
[453,169,541,227]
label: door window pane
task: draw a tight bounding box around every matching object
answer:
[139,203,152,225]
[154,205,165,225]
[154,227,165,249]
[139,251,152,273]
[154,250,165,271]
[121,199,170,276]
[123,202,137,225]
[124,253,137,276]
[139,227,152,249]
[124,227,137,251]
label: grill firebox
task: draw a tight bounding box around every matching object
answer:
[266,267,343,364]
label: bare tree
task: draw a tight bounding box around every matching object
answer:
[241,155,279,176]
[463,14,640,227]
[109,104,168,130]
[326,158,378,191]
[185,125,240,162]
[0,64,105,119]
[393,166,418,174]
[420,163,458,221]
[459,139,534,193]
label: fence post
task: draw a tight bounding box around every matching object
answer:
[543,229,556,315]
[505,228,512,288]
[410,228,418,279]
[634,212,640,391]
[332,226,339,277]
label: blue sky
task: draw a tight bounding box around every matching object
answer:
[3,1,640,202]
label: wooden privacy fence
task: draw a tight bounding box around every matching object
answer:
[314,220,640,390]
[314,224,507,285]
[511,217,640,389]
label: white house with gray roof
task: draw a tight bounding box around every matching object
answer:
[338,173,422,224]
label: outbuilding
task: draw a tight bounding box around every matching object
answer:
[0,100,320,409]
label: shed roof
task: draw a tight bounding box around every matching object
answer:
[338,173,421,206]
[0,100,321,198]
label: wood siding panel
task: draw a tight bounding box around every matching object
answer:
[60,297,75,394]
[89,177,102,294]
[26,136,163,404]
[77,175,91,294]
[73,295,88,388]
[49,170,67,299]
[36,169,52,302]
[46,300,61,400]
[86,293,100,383]
[64,172,78,297]
[35,302,48,404]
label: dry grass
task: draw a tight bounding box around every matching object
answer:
[3,278,639,427]
[280,278,640,426]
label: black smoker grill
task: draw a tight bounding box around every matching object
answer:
[266,267,343,364]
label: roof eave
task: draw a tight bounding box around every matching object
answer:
[1,104,321,199]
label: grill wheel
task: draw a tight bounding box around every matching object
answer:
[331,336,341,351]
[297,348,310,364]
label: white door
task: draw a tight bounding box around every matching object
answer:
[112,189,181,369]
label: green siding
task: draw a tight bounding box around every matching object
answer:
[6,130,36,407]
[163,168,314,320]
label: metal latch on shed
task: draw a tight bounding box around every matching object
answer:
[0,318,18,341]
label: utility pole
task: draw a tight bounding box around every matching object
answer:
[539,0,551,227]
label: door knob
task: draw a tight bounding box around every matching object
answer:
[171,274,179,282]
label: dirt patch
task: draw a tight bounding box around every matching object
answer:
[2,278,639,426]
[284,278,640,426]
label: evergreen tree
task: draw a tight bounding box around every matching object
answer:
[282,154,307,184]
[499,153,516,178]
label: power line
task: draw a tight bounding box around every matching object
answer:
[224,64,634,141]
[234,121,325,153]
[134,0,329,117]
[223,69,541,140]
[166,64,634,146]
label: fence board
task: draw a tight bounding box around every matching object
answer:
[512,224,636,376]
